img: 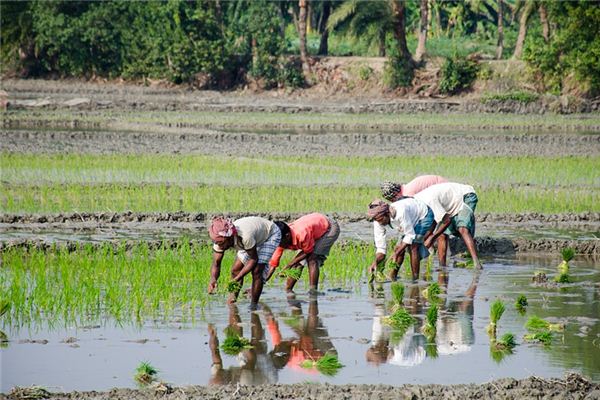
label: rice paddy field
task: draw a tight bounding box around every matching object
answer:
[1,80,599,397]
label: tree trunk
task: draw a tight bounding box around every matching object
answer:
[298,0,310,76]
[391,0,414,64]
[495,0,504,60]
[433,0,442,37]
[318,1,330,55]
[512,1,532,59]
[378,37,386,57]
[539,3,549,42]
[415,0,429,62]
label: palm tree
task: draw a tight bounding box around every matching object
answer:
[298,0,310,75]
[512,0,535,58]
[415,0,429,62]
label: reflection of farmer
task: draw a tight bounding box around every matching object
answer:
[415,182,483,269]
[266,298,337,373]
[208,216,282,308]
[436,271,480,355]
[366,287,426,367]
[266,213,340,295]
[367,198,434,281]
[208,304,278,385]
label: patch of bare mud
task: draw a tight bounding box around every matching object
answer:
[2,129,600,157]
[5,373,599,400]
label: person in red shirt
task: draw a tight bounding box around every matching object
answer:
[266,213,340,295]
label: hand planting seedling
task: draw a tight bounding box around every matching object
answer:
[486,299,505,339]
[300,353,343,376]
[134,361,159,385]
[421,304,438,340]
[280,267,302,281]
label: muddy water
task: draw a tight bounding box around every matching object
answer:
[2,257,599,393]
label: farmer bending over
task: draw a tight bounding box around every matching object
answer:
[266,213,340,295]
[380,175,448,203]
[208,216,282,309]
[414,182,482,269]
[367,198,434,281]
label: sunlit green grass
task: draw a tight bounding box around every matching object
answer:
[4,109,600,130]
[0,242,372,329]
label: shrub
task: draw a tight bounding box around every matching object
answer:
[481,91,539,104]
[383,53,414,89]
[439,56,479,95]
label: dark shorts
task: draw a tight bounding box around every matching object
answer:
[446,192,477,237]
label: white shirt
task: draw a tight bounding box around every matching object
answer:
[373,197,429,254]
[414,182,475,223]
[213,216,274,252]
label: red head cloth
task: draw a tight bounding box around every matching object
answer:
[367,199,390,220]
[209,217,236,241]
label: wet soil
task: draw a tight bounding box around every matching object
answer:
[4,374,599,400]
[3,128,599,157]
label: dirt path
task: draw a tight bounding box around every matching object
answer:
[4,373,598,400]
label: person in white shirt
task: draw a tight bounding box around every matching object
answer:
[414,182,482,269]
[367,197,434,281]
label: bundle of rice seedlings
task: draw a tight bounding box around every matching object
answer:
[382,307,415,331]
[486,299,505,339]
[425,342,438,358]
[493,332,517,350]
[525,316,564,332]
[421,304,438,340]
[421,282,442,302]
[221,332,253,355]
[524,331,553,345]
[453,260,474,269]
[515,295,528,313]
[558,247,575,274]
[531,271,548,284]
[301,353,344,376]
[135,361,158,385]
[280,268,302,281]
[227,280,242,293]
[390,282,405,306]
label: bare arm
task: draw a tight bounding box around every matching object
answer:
[425,214,451,247]
[285,250,308,269]
[392,242,409,263]
[232,247,258,281]
[369,252,386,273]
[208,250,224,294]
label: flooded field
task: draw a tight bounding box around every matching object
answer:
[2,255,599,392]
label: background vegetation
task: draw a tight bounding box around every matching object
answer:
[1,0,598,95]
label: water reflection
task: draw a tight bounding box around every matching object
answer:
[207,298,337,384]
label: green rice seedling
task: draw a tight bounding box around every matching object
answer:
[0,300,10,318]
[227,280,242,294]
[0,330,8,349]
[279,268,302,281]
[524,331,553,345]
[421,304,438,340]
[489,346,513,363]
[554,273,572,284]
[300,353,343,376]
[134,361,159,385]
[425,342,438,359]
[558,247,575,274]
[525,316,564,332]
[493,332,517,350]
[515,295,528,313]
[390,282,405,306]
[382,308,415,332]
[221,332,253,355]
[422,282,442,303]
[486,299,505,339]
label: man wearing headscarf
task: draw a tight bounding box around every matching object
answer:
[367,197,434,281]
[208,216,282,309]
[381,175,448,202]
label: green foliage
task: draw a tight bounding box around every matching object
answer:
[221,332,253,355]
[439,56,479,95]
[280,268,302,281]
[561,248,575,263]
[422,282,442,302]
[487,299,505,338]
[481,91,539,104]
[523,3,600,96]
[358,65,374,81]
[515,295,528,312]
[0,300,10,318]
[301,353,343,376]
[390,282,405,305]
[383,52,414,89]
[495,332,517,350]
[526,316,564,332]
[134,361,158,385]
[382,308,415,333]
[227,280,242,294]
[421,304,438,339]
[554,273,572,284]
[278,58,305,89]
[524,331,553,345]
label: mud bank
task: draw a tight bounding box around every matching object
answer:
[3,128,600,157]
[4,373,599,400]
[1,235,598,257]
[2,211,598,224]
[2,78,600,115]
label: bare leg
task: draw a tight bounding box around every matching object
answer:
[308,256,320,294]
[437,234,448,267]
[285,265,304,293]
[390,248,405,281]
[457,227,483,269]
[228,258,245,304]
[250,263,265,307]
[410,245,421,281]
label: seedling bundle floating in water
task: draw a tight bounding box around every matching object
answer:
[300,353,344,376]
[422,282,442,303]
[555,247,574,283]
[134,361,158,385]
[221,331,253,355]
[515,295,528,314]
[525,316,564,333]
[421,304,438,340]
